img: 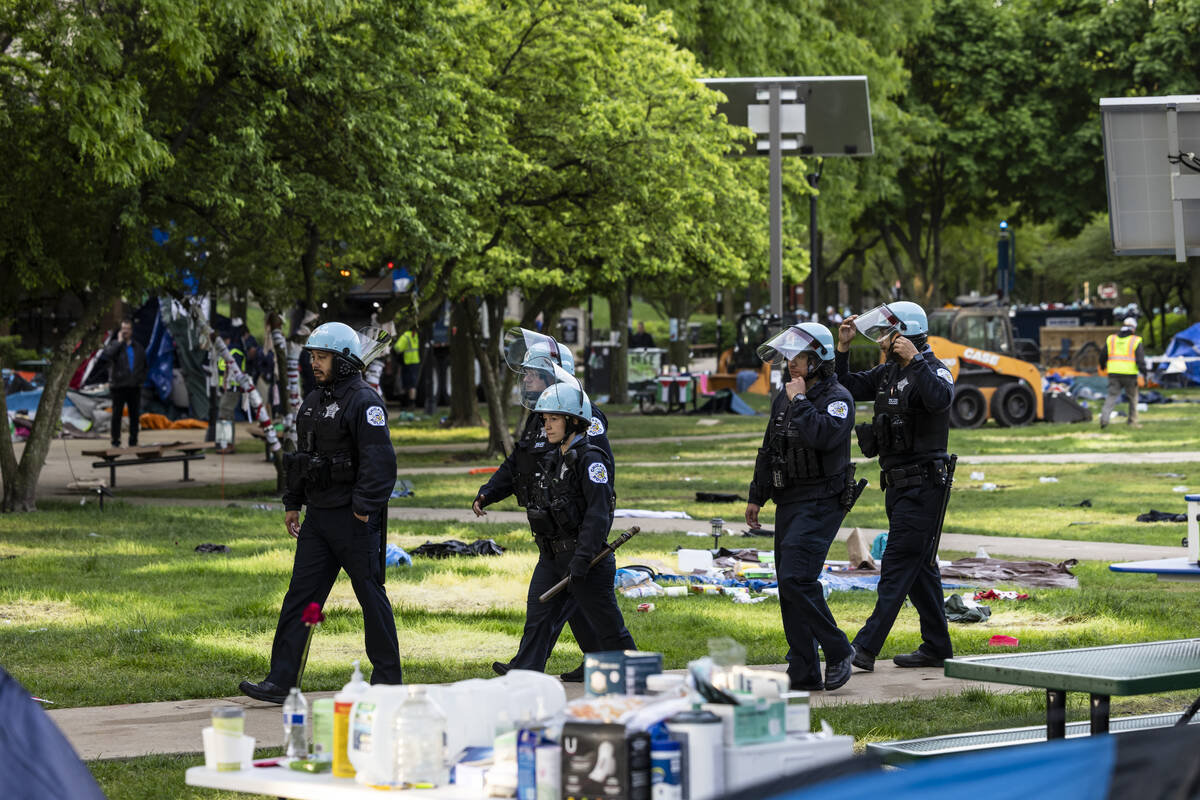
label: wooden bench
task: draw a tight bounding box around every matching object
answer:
[81,442,213,487]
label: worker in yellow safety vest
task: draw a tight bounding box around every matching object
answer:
[1099,317,1146,429]
[392,329,420,408]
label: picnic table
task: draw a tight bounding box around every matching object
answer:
[185,765,472,799]
[1110,557,1200,582]
[81,442,213,487]
[943,638,1200,739]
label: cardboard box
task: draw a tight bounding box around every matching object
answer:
[722,734,853,793]
[703,699,786,746]
[561,722,651,800]
[584,651,664,696]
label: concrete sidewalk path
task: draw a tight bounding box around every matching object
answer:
[53,661,1022,761]
[110,495,1183,563]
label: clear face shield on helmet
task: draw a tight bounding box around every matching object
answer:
[853,304,904,344]
[356,325,394,367]
[532,362,591,421]
[756,326,824,366]
[503,327,563,374]
[518,359,578,412]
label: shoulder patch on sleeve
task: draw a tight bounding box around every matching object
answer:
[936,368,955,385]
[826,400,849,419]
[365,405,387,426]
[587,416,605,436]
[587,462,609,484]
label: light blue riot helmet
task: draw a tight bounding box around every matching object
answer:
[504,328,574,373]
[532,364,592,422]
[889,301,928,336]
[305,322,364,367]
[756,322,836,365]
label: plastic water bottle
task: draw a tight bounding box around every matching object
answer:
[392,686,448,787]
[283,687,309,760]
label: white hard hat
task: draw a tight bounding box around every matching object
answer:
[1122,317,1137,328]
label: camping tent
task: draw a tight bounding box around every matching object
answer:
[731,722,1200,800]
[0,666,106,799]
[1161,322,1200,387]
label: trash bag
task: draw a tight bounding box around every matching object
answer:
[385,543,412,566]
[410,538,505,559]
[695,491,744,503]
[944,593,991,623]
[1137,509,1187,522]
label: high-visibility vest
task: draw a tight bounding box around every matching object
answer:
[1106,334,1140,375]
[393,331,420,365]
[218,347,244,387]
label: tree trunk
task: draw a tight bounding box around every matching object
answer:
[467,302,514,458]
[668,292,689,369]
[230,287,248,329]
[608,288,629,404]
[448,299,482,427]
[2,341,85,512]
[301,223,321,310]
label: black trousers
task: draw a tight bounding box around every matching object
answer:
[110,387,141,446]
[509,549,634,672]
[776,496,852,685]
[266,505,403,687]
[852,480,953,660]
[504,594,602,671]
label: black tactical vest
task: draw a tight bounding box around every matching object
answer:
[296,385,356,488]
[764,383,851,488]
[527,441,613,539]
[511,413,551,507]
[870,360,949,462]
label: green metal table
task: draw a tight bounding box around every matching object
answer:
[943,638,1200,739]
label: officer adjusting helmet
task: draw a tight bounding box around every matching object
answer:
[756,322,836,366]
[305,322,365,380]
[854,301,928,347]
[504,327,575,407]
[532,363,592,425]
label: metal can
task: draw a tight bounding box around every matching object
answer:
[636,602,655,613]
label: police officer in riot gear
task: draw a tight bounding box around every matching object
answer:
[746,323,856,692]
[473,329,610,680]
[240,322,402,703]
[836,301,955,670]
[511,367,634,671]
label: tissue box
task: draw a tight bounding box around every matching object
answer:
[561,722,650,800]
[584,651,664,696]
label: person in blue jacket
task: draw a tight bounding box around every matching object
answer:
[836,302,955,671]
[240,322,401,703]
[474,329,609,680]
[509,368,634,672]
[745,323,855,692]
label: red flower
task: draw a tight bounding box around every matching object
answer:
[301,602,325,626]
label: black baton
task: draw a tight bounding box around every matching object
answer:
[929,454,958,568]
[539,526,641,603]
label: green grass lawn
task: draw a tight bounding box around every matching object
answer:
[5,499,1199,797]
[3,503,1198,711]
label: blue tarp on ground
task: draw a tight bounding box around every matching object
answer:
[1162,321,1200,386]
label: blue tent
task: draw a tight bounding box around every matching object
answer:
[0,666,106,799]
[726,721,1200,800]
[1162,322,1200,386]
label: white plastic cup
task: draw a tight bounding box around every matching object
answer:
[202,727,254,771]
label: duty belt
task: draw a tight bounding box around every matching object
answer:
[880,459,949,491]
[534,534,578,555]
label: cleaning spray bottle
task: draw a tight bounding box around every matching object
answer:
[333,660,368,778]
